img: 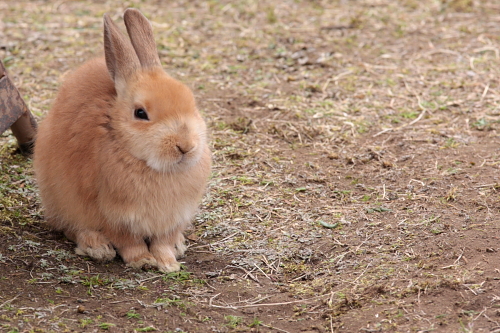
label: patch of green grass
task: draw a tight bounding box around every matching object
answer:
[442,137,459,149]
[112,278,138,290]
[81,274,111,295]
[126,310,141,319]
[355,120,370,134]
[98,322,116,330]
[43,249,75,261]
[365,206,391,213]
[445,168,461,175]
[79,318,93,328]
[2,302,14,311]
[162,269,192,282]
[318,220,339,229]
[266,6,277,23]
[234,176,255,185]
[136,326,157,332]
[248,318,263,328]
[154,296,191,310]
[400,111,419,119]
[471,118,489,130]
[224,315,242,328]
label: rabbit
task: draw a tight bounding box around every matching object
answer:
[33,8,211,273]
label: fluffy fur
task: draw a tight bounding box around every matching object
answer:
[33,9,211,272]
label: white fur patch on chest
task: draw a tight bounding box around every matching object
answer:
[98,172,200,237]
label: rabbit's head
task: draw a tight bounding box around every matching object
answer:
[104,9,207,173]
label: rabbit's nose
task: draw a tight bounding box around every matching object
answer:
[176,142,195,154]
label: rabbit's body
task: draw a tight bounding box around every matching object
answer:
[34,10,211,272]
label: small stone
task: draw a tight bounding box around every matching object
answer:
[205,272,219,278]
[186,233,198,241]
[382,160,393,168]
[328,152,339,160]
[297,56,310,65]
[77,305,86,313]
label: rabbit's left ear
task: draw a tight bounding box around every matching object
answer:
[123,8,162,69]
[103,13,140,84]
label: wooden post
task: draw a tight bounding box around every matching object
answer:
[0,60,37,155]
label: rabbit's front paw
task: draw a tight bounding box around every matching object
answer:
[75,243,116,261]
[157,261,181,273]
[74,230,116,261]
[175,240,188,259]
[126,256,158,270]
[116,240,157,269]
[149,236,181,273]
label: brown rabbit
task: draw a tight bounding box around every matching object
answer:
[33,9,211,272]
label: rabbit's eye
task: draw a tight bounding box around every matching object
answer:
[134,108,149,121]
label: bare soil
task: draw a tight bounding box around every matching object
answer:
[2,0,500,332]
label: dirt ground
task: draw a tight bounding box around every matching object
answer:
[2,0,500,332]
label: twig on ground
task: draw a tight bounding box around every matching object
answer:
[109,299,137,304]
[261,323,291,333]
[441,248,465,269]
[480,83,490,103]
[136,274,163,284]
[0,294,21,309]
[253,263,272,281]
[208,293,330,309]
[474,183,498,188]
[228,265,260,284]
[261,255,278,275]
[373,81,429,137]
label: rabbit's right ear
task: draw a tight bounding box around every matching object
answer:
[123,9,162,69]
[103,13,140,87]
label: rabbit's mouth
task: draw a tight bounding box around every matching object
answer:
[143,150,199,173]
[177,151,197,167]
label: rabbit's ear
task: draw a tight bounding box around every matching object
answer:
[123,8,162,69]
[103,13,140,85]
